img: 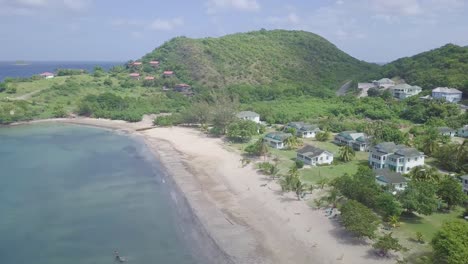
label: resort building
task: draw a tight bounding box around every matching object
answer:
[372,78,395,89]
[285,122,321,138]
[40,72,55,79]
[131,61,142,67]
[296,145,334,166]
[174,83,192,93]
[149,61,160,67]
[334,131,370,151]
[263,132,292,149]
[432,87,463,103]
[129,73,140,80]
[369,142,425,174]
[457,125,468,138]
[236,111,261,123]
[437,127,457,137]
[163,71,174,77]
[461,175,468,194]
[144,76,155,81]
[375,169,408,192]
[390,84,422,99]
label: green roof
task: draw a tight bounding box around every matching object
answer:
[265,132,292,142]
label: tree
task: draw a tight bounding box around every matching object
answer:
[0,82,6,92]
[227,120,259,142]
[285,136,301,149]
[315,131,331,141]
[317,177,329,189]
[373,233,405,257]
[408,166,441,183]
[292,178,307,200]
[211,93,238,135]
[182,102,213,126]
[245,138,270,160]
[332,167,380,208]
[375,192,403,219]
[93,66,105,77]
[389,215,400,228]
[431,220,468,264]
[52,104,67,118]
[398,181,438,215]
[338,145,355,162]
[103,78,113,86]
[340,200,380,239]
[415,232,424,243]
[437,177,466,209]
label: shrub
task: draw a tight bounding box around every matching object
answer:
[295,160,304,169]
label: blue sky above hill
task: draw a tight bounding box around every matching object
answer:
[1,0,467,62]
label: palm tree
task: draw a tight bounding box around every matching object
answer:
[285,136,302,149]
[389,215,400,228]
[339,145,355,162]
[325,188,342,208]
[409,166,441,183]
[317,177,329,189]
[292,178,307,200]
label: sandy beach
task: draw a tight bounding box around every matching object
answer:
[8,117,394,264]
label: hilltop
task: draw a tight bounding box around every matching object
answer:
[138,30,379,94]
[382,44,468,94]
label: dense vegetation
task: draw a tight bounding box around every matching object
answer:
[382,44,468,94]
[139,29,379,94]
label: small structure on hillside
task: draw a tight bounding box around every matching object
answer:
[236,111,260,123]
[174,83,192,95]
[149,61,160,67]
[285,122,321,138]
[372,78,395,89]
[144,76,155,81]
[390,84,422,99]
[457,125,468,138]
[131,61,142,67]
[40,72,55,79]
[129,73,140,80]
[432,87,463,103]
[437,127,456,137]
[296,145,334,166]
[334,131,370,151]
[163,71,174,77]
[375,169,407,192]
[263,132,292,149]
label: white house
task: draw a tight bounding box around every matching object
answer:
[297,145,334,166]
[285,122,321,138]
[375,169,408,192]
[390,84,422,99]
[457,125,468,138]
[437,127,457,137]
[432,87,463,103]
[263,132,292,149]
[461,175,468,194]
[369,142,425,174]
[236,111,261,123]
[334,131,370,151]
[372,78,395,89]
[40,72,55,79]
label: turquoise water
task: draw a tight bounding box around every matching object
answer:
[0,124,219,264]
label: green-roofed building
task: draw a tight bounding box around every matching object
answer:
[285,122,321,138]
[334,131,370,151]
[263,132,292,149]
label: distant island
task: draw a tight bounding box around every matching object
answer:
[13,60,30,66]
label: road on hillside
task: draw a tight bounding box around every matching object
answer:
[336,80,352,96]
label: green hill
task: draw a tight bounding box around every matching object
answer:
[382,44,468,94]
[138,30,379,94]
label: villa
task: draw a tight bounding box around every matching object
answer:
[296,145,334,166]
[372,78,395,89]
[285,122,321,138]
[437,127,457,137]
[334,131,370,151]
[457,125,468,138]
[263,132,292,149]
[375,169,408,192]
[236,111,261,123]
[129,73,140,80]
[163,71,174,77]
[174,83,192,93]
[149,61,160,67]
[144,76,155,81]
[461,175,468,194]
[40,72,55,79]
[131,61,142,66]
[432,87,463,103]
[390,84,422,99]
[369,142,425,174]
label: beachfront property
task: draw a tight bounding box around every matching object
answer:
[334,131,370,151]
[40,72,55,79]
[369,142,425,174]
[390,84,422,99]
[129,73,140,80]
[375,169,408,192]
[432,87,463,103]
[285,122,321,138]
[263,132,292,149]
[163,71,174,77]
[457,125,468,138]
[372,78,395,89]
[296,145,334,166]
[437,127,457,137]
[461,175,468,194]
[236,111,261,123]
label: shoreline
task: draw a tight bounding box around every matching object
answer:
[3,118,394,264]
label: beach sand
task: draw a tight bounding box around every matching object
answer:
[9,117,394,264]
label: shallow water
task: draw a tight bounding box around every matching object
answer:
[0,124,202,264]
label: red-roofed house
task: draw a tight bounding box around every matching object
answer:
[131,61,142,66]
[149,61,160,67]
[129,73,140,80]
[40,72,55,79]
[163,71,174,77]
[144,76,155,80]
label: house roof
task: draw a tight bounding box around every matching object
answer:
[438,127,456,133]
[372,142,400,154]
[264,132,292,142]
[338,131,367,141]
[129,73,140,77]
[163,71,174,75]
[394,147,424,157]
[432,87,462,94]
[375,169,407,184]
[237,111,260,118]
[461,175,468,180]
[297,145,332,158]
[376,78,394,84]
[149,61,159,64]
[392,84,422,91]
[358,83,375,89]
[175,83,191,88]
[144,76,155,80]
[40,72,54,76]
[132,62,142,65]
[287,122,320,132]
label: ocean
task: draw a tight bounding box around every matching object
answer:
[0,61,122,82]
[0,124,225,264]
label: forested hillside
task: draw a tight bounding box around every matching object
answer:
[382,44,468,94]
[138,30,379,96]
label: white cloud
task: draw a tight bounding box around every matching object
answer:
[266,12,300,25]
[110,18,144,27]
[0,0,92,16]
[149,17,184,31]
[369,0,423,16]
[206,0,260,14]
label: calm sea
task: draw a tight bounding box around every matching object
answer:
[0,61,122,82]
[0,124,226,264]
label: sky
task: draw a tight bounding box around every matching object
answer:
[0,0,467,62]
